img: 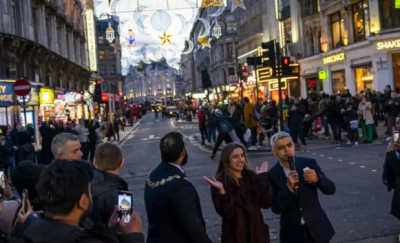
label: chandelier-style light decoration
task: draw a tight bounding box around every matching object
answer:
[213,21,222,39]
[106,23,115,43]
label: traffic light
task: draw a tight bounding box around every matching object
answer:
[261,40,276,70]
[281,56,291,76]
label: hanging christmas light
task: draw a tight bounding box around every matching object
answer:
[212,21,222,39]
[106,23,115,43]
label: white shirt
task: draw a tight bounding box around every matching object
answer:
[169,163,184,174]
[279,160,306,225]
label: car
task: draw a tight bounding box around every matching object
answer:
[166,106,178,117]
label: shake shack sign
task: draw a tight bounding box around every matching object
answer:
[377,39,400,50]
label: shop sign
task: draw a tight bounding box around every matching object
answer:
[323,53,345,65]
[86,9,97,72]
[396,0,400,8]
[101,92,109,102]
[0,82,14,106]
[319,70,327,80]
[60,92,83,103]
[17,86,39,105]
[114,94,119,102]
[377,39,400,50]
[39,88,54,105]
[269,80,287,91]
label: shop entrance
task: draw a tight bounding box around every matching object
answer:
[354,66,373,93]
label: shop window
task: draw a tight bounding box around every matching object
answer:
[393,54,400,90]
[330,12,347,49]
[109,65,116,75]
[99,51,105,60]
[226,21,237,34]
[354,66,373,93]
[98,36,104,44]
[352,0,370,43]
[379,0,400,30]
[331,70,346,94]
[100,65,106,75]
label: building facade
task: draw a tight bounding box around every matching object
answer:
[298,0,400,97]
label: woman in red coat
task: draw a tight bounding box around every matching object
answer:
[203,143,273,243]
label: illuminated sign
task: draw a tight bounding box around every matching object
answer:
[377,39,400,50]
[319,70,327,80]
[0,83,14,106]
[396,0,400,8]
[269,80,287,91]
[323,53,345,65]
[86,9,97,72]
[39,88,54,105]
[101,92,109,102]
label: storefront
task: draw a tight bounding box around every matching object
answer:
[54,92,83,121]
[39,88,55,121]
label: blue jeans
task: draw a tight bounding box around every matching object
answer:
[10,156,16,171]
[208,127,216,143]
[321,118,330,136]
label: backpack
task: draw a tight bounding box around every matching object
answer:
[253,107,260,122]
[218,120,233,134]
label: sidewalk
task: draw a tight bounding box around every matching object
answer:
[103,117,143,144]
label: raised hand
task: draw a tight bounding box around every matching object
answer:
[256,161,269,174]
[203,176,225,195]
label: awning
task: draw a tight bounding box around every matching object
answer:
[350,62,372,69]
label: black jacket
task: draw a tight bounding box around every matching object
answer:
[90,169,129,224]
[16,213,144,243]
[288,103,305,126]
[144,162,212,243]
[231,108,243,129]
[268,157,336,243]
[326,101,343,124]
[384,98,400,117]
[382,151,400,220]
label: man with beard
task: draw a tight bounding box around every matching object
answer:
[144,132,212,243]
[16,159,144,243]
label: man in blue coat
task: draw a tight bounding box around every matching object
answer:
[268,132,336,243]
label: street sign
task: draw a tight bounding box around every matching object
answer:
[18,95,31,104]
[13,79,31,96]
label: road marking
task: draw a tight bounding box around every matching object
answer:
[338,160,342,162]
[335,147,341,149]
[312,153,316,155]
[359,166,365,168]
[328,157,333,159]
[127,135,135,139]
[319,155,324,157]
[150,135,155,139]
[350,163,355,165]
[306,151,310,153]
[371,170,377,172]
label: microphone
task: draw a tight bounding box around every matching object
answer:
[288,156,299,189]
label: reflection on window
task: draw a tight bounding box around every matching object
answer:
[100,65,106,75]
[330,12,347,49]
[99,51,105,60]
[226,21,237,34]
[379,0,400,30]
[353,0,370,43]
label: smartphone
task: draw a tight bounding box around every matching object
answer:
[22,189,28,214]
[118,191,133,224]
[394,131,399,144]
[0,169,5,188]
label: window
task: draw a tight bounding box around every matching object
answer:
[330,12,346,49]
[46,18,52,48]
[228,67,235,76]
[101,82,108,92]
[108,50,114,59]
[99,51,105,60]
[283,18,292,43]
[331,70,346,94]
[226,21,237,34]
[301,0,319,18]
[379,0,400,30]
[227,43,233,59]
[109,65,115,75]
[100,65,106,75]
[354,66,373,93]
[352,0,370,43]
[98,36,104,44]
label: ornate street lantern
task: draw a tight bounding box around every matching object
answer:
[106,23,115,43]
[213,24,222,39]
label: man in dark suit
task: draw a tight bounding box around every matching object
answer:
[268,132,336,243]
[144,132,212,243]
[382,114,400,220]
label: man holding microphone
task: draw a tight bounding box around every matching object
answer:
[268,132,336,243]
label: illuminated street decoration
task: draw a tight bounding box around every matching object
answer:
[85,9,97,72]
[159,30,173,46]
[106,23,115,43]
[213,23,222,39]
[198,36,211,49]
[231,0,246,12]
[200,0,227,8]
[126,29,137,47]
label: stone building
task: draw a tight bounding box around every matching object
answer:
[0,0,91,91]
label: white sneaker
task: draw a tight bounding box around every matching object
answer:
[248,146,258,151]
[355,142,358,146]
[347,141,351,145]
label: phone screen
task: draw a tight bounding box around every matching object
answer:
[0,170,5,188]
[22,189,28,214]
[395,132,399,144]
[118,191,132,224]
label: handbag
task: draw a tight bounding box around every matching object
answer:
[350,120,359,131]
[20,143,33,154]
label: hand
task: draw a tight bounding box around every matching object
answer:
[304,169,319,183]
[108,206,123,235]
[256,161,269,174]
[387,137,396,152]
[203,176,225,195]
[3,178,13,200]
[287,171,299,191]
[18,200,33,225]
[120,211,142,234]
[389,100,393,105]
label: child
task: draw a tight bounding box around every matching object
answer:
[344,102,359,145]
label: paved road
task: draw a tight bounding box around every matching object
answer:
[120,114,397,243]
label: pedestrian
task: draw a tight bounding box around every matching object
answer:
[113,116,121,141]
[358,96,374,144]
[231,102,247,147]
[318,94,330,139]
[1,126,17,173]
[0,177,19,239]
[326,95,342,144]
[65,121,78,135]
[243,97,259,150]
[207,109,217,144]
[344,103,359,145]
[16,159,145,243]
[288,97,306,148]
[383,114,400,220]
[104,118,115,141]
[88,120,101,163]
[203,143,273,243]
[268,132,336,243]
[210,109,233,160]
[17,126,34,163]
[144,132,212,243]
[154,106,159,120]
[384,91,400,138]
[0,134,12,180]
[91,143,129,224]
[197,109,208,145]
[75,119,89,160]
[51,132,83,160]
[39,122,55,165]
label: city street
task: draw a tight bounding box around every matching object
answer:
[119,114,398,243]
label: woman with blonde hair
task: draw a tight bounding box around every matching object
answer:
[203,143,273,243]
[358,96,374,143]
